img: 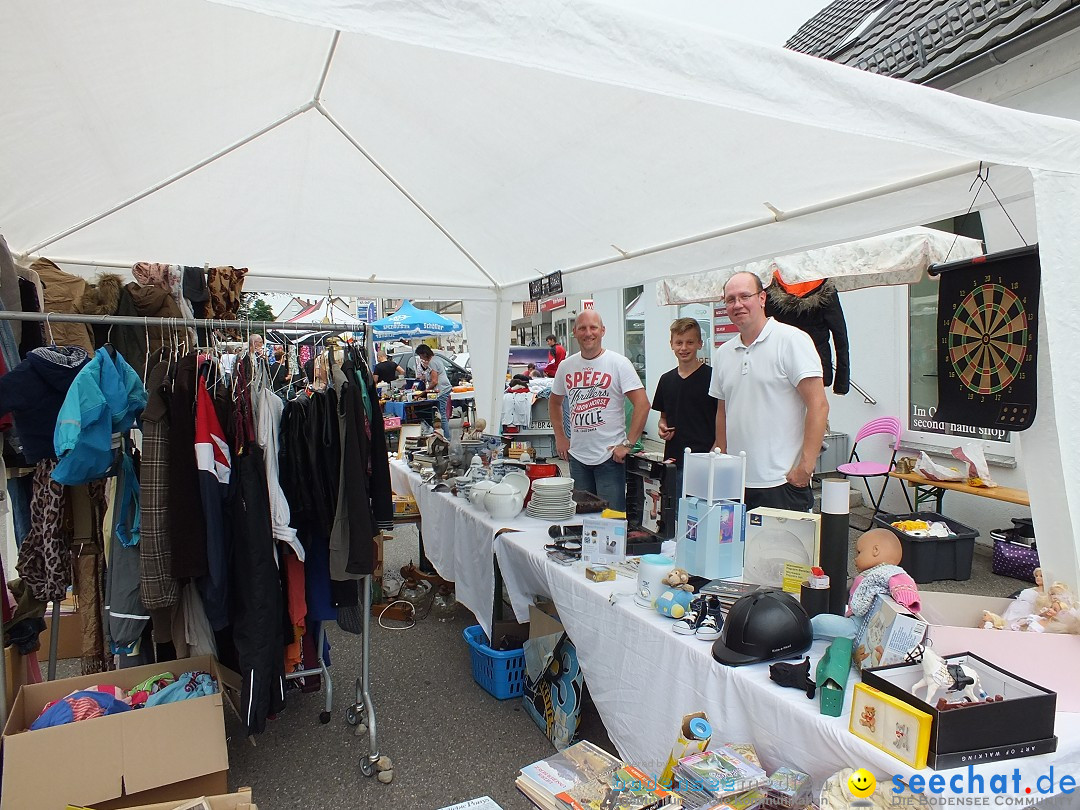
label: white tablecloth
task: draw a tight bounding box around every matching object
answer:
[388,459,574,636]
[493,528,1080,795]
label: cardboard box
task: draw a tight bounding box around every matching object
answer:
[862,652,1057,770]
[41,603,83,661]
[918,590,1080,712]
[3,655,234,810]
[89,787,257,810]
[743,508,820,590]
[853,595,928,671]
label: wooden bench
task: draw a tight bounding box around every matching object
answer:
[888,471,1029,513]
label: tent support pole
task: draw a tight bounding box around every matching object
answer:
[314,102,501,289]
[23,103,316,256]
[0,311,363,334]
[503,160,986,286]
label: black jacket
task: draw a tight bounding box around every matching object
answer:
[765,280,850,395]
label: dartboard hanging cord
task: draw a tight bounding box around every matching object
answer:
[942,163,1029,266]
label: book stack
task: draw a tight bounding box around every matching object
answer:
[697,581,762,616]
[672,746,769,810]
[516,741,681,810]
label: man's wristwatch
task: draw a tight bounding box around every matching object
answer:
[620,441,633,449]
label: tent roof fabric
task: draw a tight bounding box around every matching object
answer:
[4,0,1080,300]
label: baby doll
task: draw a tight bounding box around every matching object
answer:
[980,610,1006,630]
[811,528,920,641]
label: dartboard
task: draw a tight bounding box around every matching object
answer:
[935,246,1040,431]
[947,283,1028,395]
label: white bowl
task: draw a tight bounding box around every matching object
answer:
[500,471,531,498]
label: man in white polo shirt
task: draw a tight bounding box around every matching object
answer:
[710,271,829,512]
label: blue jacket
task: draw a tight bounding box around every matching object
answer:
[53,348,147,485]
[0,346,90,463]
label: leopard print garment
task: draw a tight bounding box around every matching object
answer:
[17,459,70,603]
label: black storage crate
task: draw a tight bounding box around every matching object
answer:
[873,511,978,583]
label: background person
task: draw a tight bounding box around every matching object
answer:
[373,350,405,384]
[549,310,649,512]
[710,271,828,512]
[415,344,452,428]
[544,334,567,378]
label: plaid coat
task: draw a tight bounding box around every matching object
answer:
[139,357,178,609]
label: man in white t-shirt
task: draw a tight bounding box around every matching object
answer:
[550,310,649,512]
[710,271,829,512]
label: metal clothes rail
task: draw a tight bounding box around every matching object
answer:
[0,308,384,778]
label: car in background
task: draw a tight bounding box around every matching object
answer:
[390,348,472,387]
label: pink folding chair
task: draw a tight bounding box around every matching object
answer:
[837,416,903,530]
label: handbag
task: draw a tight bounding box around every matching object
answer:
[991,532,1040,582]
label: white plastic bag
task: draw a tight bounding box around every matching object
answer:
[952,442,998,487]
[914,452,965,482]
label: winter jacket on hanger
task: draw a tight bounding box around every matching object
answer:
[765,277,851,395]
[0,235,23,345]
[79,273,124,350]
[31,258,94,353]
[53,347,147,486]
[169,352,207,580]
[195,362,232,631]
[0,346,90,463]
[17,275,45,357]
[112,283,184,381]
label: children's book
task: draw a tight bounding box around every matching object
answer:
[556,765,681,810]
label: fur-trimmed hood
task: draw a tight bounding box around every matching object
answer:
[79,273,124,316]
[766,278,837,316]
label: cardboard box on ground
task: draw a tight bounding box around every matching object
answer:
[41,600,82,660]
[918,590,1080,712]
[70,787,258,810]
[2,655,239,810]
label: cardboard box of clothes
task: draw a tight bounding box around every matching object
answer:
[918,590,1080,712]
[2,655,235,810]
[73,786,259,810]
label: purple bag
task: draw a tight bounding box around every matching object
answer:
[992,537,1040,582]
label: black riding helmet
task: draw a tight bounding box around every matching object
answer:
[712,589,812,667]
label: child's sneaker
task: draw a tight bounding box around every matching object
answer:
[696,596,725,641]
[673,594,706,635]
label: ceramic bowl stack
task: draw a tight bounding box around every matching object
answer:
[526,476,577,521]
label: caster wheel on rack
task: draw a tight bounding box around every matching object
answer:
[319,711,332,724]
[359,758,375,778]
[346,705,360,726]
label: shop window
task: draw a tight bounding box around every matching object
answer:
[907,215,1013,455]
[624,286,646,383]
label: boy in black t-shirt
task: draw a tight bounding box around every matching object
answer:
[652,318,716,467]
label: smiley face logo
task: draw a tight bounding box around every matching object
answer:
[847,768,877,798]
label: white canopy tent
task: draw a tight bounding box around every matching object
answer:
[4,0,1080,586]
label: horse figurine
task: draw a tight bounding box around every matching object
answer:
[908,644,986,705]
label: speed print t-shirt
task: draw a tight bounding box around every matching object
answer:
[551,350,644,465]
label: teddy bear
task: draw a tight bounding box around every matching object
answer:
[661,568,694,593]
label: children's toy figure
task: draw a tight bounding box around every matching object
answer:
[811,529,920,640]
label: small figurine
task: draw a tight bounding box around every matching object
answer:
[811,528,920,640]
[980,610,1006,630]
[910,645,986,705]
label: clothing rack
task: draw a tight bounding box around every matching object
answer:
[0,309,385,778]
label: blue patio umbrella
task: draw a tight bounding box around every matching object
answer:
[370,300,463,339]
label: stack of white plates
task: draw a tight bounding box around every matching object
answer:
[526,477,576,520]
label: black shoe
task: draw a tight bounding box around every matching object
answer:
[696,596,724,641]
[673,595,707,635]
